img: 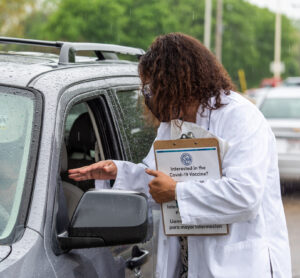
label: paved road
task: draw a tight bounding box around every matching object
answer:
[283,190,300,278]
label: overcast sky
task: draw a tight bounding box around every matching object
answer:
[247,0,300,19]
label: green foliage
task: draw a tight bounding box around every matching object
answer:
[31,0,127,43]
[0,0,36,36]
[221,0,261,86]
[120,0,170,49]
[221,0,300,87]
[18,0,300,88]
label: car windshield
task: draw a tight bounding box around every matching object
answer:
[0,90,34,240]
[260,98,300,119]
[283,79,300,87]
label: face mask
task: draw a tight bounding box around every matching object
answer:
[141,85,180,122]
[141,84,161,120]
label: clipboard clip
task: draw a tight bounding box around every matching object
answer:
[180,132,195,139]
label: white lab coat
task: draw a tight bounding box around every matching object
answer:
[112,91,291,278]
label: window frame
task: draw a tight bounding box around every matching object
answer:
[0,84,43,245]
[87,95,124,160]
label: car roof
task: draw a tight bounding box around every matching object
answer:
[0,52,139,88]
[0,37,143,89]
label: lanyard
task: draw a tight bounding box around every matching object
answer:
[207,109,212,131]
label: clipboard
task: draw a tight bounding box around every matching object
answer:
[154,137,229,236]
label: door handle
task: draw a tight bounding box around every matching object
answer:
[126,245,149,270]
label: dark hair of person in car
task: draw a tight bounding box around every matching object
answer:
[138,32,236,122]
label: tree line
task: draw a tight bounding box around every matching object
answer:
[2,0,300,89]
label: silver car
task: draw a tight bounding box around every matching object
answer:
[259,87,300,182]
[0,37,160,277]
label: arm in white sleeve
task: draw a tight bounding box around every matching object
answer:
[94,144,155,197]
[176,104,271,225]
[112,145,160,209]
[113,159,152,198]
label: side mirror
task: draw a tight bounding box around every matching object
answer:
[58,190,148,251]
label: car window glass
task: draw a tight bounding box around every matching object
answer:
[260,98,300,119]
[116,90,157,163]
[0,91,34,240]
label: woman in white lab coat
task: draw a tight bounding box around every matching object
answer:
[69,33,291,278]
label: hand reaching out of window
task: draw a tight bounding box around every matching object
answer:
[68,160,117,181]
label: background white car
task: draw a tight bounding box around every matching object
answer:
[258,87,300,184]
[282,77,300,87]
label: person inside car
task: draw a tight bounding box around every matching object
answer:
[69,33,291,278]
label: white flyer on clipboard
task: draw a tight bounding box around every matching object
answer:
[154,124,229,236]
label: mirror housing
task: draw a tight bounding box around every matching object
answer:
[58,190,148,251]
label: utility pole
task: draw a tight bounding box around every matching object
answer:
[215,0,223,62]
[204,0,212,49]
[273,4,282,78]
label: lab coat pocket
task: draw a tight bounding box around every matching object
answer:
[215,239,272,278]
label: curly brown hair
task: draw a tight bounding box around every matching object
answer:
[138,33,235,122]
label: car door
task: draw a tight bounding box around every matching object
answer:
[45,83,155,278]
